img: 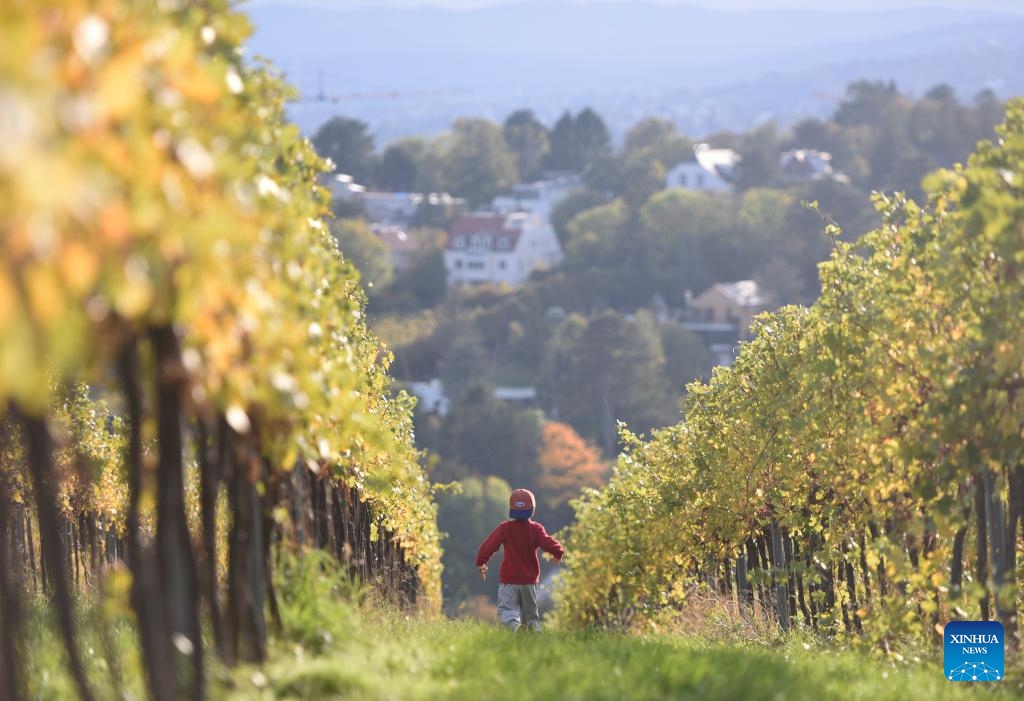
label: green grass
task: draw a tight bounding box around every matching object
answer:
[23,557,1024,700]
[209,556,1023,700]
[213,615,1024,701]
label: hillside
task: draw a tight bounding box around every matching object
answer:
[247,2,1024,139]
[30,595,1024,700]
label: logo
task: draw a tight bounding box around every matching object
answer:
[514,501,527,508]
[944,621,1003,682]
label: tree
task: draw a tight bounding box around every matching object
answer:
[563,198,630,269]
[779,179,876,300]
[624,117,678,154]
[972,88,1004,137]
[577,119,687,207]
[377,138,427,192]
[330,218,394,298]
[754,256,807,307]
[545,311,674,453]
[660,324,711,392]
[312,116,377,184]
[786,117,836,152]
[549,189,609,245]
[559,100,1024,637]
[503,110,550,182]
[441,383,544,487]
[413,140,450,195]
[377,228,448,312]
[621,154,666,208]
[582,152,627,196]
[574,108,612,167]
[436,475,511,610]
[438,118,518,206]
[638,188,745,296]
[546,112,578,172]
[536,422,608,531]
[437,332,492,402]
[733,122,783,190]
[583,151,665,207]
[834,80,901,127]
[545,108,610,172]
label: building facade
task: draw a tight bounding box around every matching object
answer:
[444,212,564,287]
[665,143,740,193]
[491,174,582,224]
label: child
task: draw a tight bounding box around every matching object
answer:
[475,488,565,632]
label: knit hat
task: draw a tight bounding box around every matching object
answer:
[509,488,536,520]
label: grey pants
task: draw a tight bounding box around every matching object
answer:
[497,583,541,631]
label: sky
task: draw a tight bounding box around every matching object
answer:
[248,0,1024,12]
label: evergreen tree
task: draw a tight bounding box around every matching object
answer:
[503,110,550,182]
[312,116,377,184]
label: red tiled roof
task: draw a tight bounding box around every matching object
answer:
[447,213,523,251]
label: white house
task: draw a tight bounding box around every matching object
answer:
[492,174,582,224]
[779,149,841,183]
[408,379,449,416]
[665,143,740,193]
[444,212,563,288]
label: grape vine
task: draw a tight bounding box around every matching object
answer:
[559,101,1024,651]
[0,1,440,699]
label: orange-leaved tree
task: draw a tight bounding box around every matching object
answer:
[537,422,608,530]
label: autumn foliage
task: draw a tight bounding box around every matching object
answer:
[0,2,439,699]
[537,422,608,522]
[559,102,1024,648]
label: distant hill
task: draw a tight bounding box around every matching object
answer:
[245,2,1024,140]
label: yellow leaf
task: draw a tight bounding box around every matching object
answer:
[168,64,222,104]
[99,201,131,245]
[24,263,64,326]
[95,49,145,121]
[59,240,99,294]
[113,277,153,319]
[0,273,16,330]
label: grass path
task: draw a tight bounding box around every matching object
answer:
[24,559,1022,701]
[215,615,1021,701]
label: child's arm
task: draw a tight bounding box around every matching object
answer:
[535,523,565,563]
[475,523,505,576]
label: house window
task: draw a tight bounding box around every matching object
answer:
[454,236,466,249]
[497,238,510,251]
[471,232,492,251]
[696,173,705,187]
[679,173,688,186]
[498,260,506,270]
[455,259,463,269]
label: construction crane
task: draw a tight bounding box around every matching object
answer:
[294,69,466,104]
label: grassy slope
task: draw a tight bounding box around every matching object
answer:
[216,615,1022,701]
[25,557,1022,701]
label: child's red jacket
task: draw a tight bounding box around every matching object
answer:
[475,519,565,585]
